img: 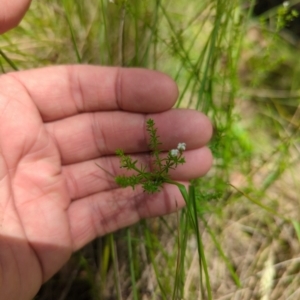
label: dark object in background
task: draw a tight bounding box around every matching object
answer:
[253,0,300,37]
[253,0,283,15]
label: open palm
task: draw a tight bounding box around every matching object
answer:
[0,65,212,299]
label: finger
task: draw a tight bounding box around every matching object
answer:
[0,0,31,34]
[9,65,178,121]
[63,147,212,200]
[46,109,213,164]
[67,183,186,251]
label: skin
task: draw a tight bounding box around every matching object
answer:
[0,2,213,300]
[0,0,31,34]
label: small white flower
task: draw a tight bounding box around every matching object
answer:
[283,1,289,8]
[177,142,186,151]
[170,149,179,157]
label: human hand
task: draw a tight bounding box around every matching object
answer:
[0,0,32,34]
[0,66,213,299]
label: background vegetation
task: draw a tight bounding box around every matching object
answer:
[1,0,300,299]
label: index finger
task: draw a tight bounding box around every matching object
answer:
[8,65,179,121]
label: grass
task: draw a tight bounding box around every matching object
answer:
[1,0,300,299]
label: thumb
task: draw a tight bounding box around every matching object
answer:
[0,0,32,34]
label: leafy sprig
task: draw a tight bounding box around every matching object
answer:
[115,119,186,193]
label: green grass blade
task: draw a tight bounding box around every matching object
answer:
[200,216,242,287]
[126,228,138,300]
[190,185,212,300]
[109,234,122,300]
[142,220,168,299]
[229,183,290,221]
[0,49,18,71]
[63,0,82,63]
[292,220,300,245]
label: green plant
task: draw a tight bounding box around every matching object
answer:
[115,118,186,194]
[113,118,215,299]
